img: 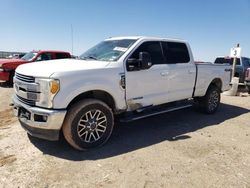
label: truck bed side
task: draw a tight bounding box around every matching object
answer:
[194,63,231,97]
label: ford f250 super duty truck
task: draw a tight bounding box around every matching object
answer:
[0,50,71,84]
[13,36,231,150]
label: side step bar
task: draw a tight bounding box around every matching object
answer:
[120,103,193,122]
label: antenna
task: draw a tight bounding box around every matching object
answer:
[71,24,74,55]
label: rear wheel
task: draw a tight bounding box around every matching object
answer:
[62,99,114,150]
[194,85,221,114]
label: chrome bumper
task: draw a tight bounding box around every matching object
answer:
[13,96,67,140]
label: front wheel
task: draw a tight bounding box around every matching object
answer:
[194,85,221,114]
[247,85,250,94]
[62,99,114,150]
[6,71,15,86]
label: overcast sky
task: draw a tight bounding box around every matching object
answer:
[1,0,250,61]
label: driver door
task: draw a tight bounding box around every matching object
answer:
[125,41,169,110]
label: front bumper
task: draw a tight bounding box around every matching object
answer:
[245,81,250,86]
[0,70,10,81]
[13,96,67,141]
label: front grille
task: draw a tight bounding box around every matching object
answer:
[15,73,35,83]
[16,95,35,106]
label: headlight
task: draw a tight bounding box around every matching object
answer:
[35,78,60,108]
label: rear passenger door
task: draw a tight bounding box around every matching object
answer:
[161,41,196,102]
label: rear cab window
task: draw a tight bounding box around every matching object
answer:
[214,57,241,65]
[55,53,70,59]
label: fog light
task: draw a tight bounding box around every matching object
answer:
[42,115,48,122]
[34,114,48,122]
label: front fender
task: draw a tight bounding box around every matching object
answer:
[52,72,126,110]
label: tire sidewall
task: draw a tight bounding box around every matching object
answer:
[247,85,250,94]
[205,86,220,114]
[6,71,15,86]
[70,101,114,149]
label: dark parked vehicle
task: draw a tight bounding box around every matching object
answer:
[245,67,250,93]
[214,56,250,84]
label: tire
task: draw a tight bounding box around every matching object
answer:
[247,86,250,94]
[6,71,14,86]
[194,85,221,114]
[62,99,114,150]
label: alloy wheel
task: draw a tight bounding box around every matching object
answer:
[77,109,107,143]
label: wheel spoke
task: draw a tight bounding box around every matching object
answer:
[95,129,100,138]
[91,132,98,141]
[97,114,106,121]
[78,125,86,132]
[89,110,95,119]
[85,131,90,142]
[93,110,101,119]
[77,108,108,143]
[96,128,105,133]
[79,119,88,124]
[86,111,92,121]
[98,118,107,126]
[97,123,106,129]
[78,122,86,127]
[79,130,87,137]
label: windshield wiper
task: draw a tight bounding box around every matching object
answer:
[81,55,97,60]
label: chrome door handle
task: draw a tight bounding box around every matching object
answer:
[160,72,169,76]
[188,70,195,74]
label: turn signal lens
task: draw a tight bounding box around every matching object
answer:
[50,80,60,94]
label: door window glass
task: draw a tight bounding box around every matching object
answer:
[129,41,165,65]
[162,42,190,64]
[36,53,52,61]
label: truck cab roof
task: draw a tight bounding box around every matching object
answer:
[106,36,186,43]
[32,50,70,54]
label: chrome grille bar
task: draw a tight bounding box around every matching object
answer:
[15,73,35,83]
[16,95,36,106]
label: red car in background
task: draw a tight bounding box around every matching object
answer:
[0,50,71,84]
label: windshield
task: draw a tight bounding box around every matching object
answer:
[79,39,136,61]
[21,52,38,61]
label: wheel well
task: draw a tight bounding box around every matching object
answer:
[67,90,116,111]
[209,78,222,92]
[234,72,239,77]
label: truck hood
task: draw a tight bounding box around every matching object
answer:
[15,59,111,78]
[0,58,27,66]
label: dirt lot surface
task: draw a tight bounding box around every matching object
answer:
[1,86,250,188]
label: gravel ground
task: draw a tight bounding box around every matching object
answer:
[0,86,250,188]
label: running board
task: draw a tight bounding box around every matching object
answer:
[120,103,193,122]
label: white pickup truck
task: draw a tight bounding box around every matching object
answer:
[13,36,231,150]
